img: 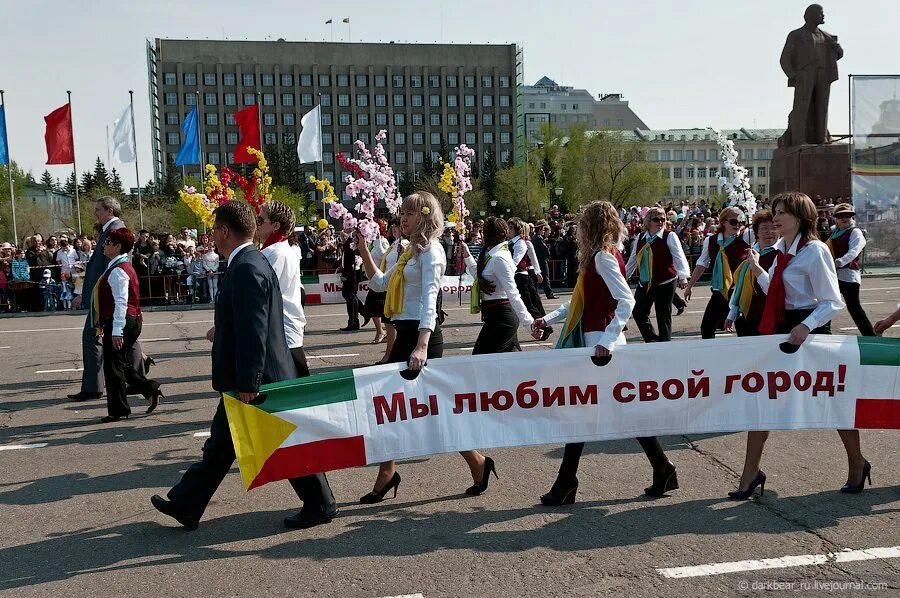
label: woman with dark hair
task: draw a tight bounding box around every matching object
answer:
[95,227,163,423]
[729,192,867,499]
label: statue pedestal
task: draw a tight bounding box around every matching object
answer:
[769,144,851,200]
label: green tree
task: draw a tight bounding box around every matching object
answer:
[398,171,416,198]
[0,161,30,242]
[579,130,668,208]
[481,148,499,204]
[92,157,110,191]
[109,169,124,194]
[39,170,56,189]
[78,171,95,195]
[161,154,181,201]
[495,162,544,220]
[64,172,77,195]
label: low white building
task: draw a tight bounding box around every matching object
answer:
[20,182,76,232]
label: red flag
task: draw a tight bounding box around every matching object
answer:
[234,105,260,164]
[44,103,75,165]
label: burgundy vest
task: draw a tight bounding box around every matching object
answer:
[583,249,626,334]
[746,249,779,324]
[635,230,676,285]
[708,234,751,275]
[510,238,531,272]
[830,227,860,270]
[97,261,141,323]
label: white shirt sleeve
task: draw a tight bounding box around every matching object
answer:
[510,238,527,266]
[696,237,712,269]
[418,247,445,331]
[624,237,639,280]
[802,245,846,331]
[464,254,477,278]
[494,254,533,328]
[727,290,740,321]
[595,252,636,351]
[668,232,691,280]
[366,260,391,292]
[835,228,866,268]
[544,301,569,325]
[107,267,130,337]
[526,240,540,270]
[371,237,390,265]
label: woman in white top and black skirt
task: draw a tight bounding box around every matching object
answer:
[355,192,496,502]
[533,201,677,505]
[731,191,869,499]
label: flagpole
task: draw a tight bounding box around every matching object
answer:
[195,91,205,195]
[0,90,17,245]
[256,92,263,152]
[106,125,111,171]
[68,91,82,235]
[129,90,144,229]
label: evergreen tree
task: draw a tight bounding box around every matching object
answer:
[92,157,110,190]
[398,171,416,197]
[161,154,181,201]
[281,142,303,193]
[481,148,499,203]
[438,137,450,163]
[64,172,77,195]
[109,169,124,194]
[539,153,556,187]
[79,171,95,195]
[422,155,436,178]
[266,144,284,187]
[39,170,55,189]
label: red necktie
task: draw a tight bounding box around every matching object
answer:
[758,250,793,335]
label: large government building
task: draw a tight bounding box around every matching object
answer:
[147,39,524,190]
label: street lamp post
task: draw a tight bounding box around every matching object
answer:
[554,187,563,213]
[490,200,497,216]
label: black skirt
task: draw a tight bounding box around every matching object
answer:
[779,308,831,335]
[473,301,521,354]
[364,290,387,320]
[388,320,444,364]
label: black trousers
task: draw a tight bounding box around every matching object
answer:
[672,292,686,311]
[514,273,546,319]
[167,400,335,522]
[838,280,876,337]
[632,280,676,342]
[555,438,669,484]
[342,276,365,328]
[473,303,521,354]
[102,316,158,418]
[388,321,444,363]
[537,261,554,297]
[290,346,310,377]
[700,291,731,339]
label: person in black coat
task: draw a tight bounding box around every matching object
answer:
[151,201,337,531]
[340,231,368,331]
[531,222,557,299]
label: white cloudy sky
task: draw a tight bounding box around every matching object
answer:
[2,0,898,187]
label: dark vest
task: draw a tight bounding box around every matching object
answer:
[97,261,141,324]
[829,227,860,270]
[708,234,751,276]
[635,230,676,286]
[583,249,626,334]
[509,238,531,272]
[746,249,779,324]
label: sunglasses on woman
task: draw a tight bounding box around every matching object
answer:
[651,217,665,223]
[721,218,741,227]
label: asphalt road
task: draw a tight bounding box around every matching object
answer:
[1,280,900,597]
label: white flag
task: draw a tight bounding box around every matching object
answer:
[111,105,136,163]
[297,105,322,164]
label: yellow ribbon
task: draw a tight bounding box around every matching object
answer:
[383,248,413,319]
[559,271,585,342]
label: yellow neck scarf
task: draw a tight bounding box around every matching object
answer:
[383,248,413,318]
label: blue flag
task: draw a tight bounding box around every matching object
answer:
[175,106,200,166]
[0,104,9,165]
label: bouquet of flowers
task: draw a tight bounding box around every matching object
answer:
[437,144,475,232]
[715,131,757,216]
[178,149,273,225]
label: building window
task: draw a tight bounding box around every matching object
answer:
[757,184,766,194]
[412,113,424,126]
[338,94,350,106]
[301,93,313,106]
[261,74,274,86]
[709,167,718,178]
[448,113,459,126]
[650,150,659,161]
[411,75,422,88]
[395,151,407,164]
[413,133,424,145]
[185,93,197,105]
[697,149,707,160]
[282,93,294,106]
[673,187,683,196]
[393,94,405,107]
[465,95,475,107]
[242,93,255,105]
[500,132,511,144]
[337,74,349,87]
[447,75,458,88]
[264,113,276,126]
[757,167,766,177]
[394,113,405,126]
[500,113,510,125]
[205,113,218,126]
[203,73,216,86]
[465,132,476,145]
[673,150,683,160]
[685,150,694,160]
[164,72,176,85]
[261,93,274,106]
[392,75,404,87]
[447,95,458,108]
[226,113,236,126]
[499,95,510,107]
[413,151,424,163]
[464,75,475,87]
[374,75,386,87]
[411,95,423,107]
[482,75,493,88]
[395,132,406,145]
[499,76,510,88]
[428,75,440,88]
[264,133,277,145]
[483,132,494,144]
[483,114,493,126]
[686,167,694,178]
[448,132,459,145]
[321,94,331,106]
[323,152,334,164]
[357,113,369,126]
[500,150,510,164]
[685,186,695,195]
[184,73,197,86]
[300,74,312,86]
[673,167,683,179]
[660,150,671,160]
[242,73,254,86]
[375,113,387,126]
[375,94,387,107]
[429,95,440,107]
[283,132,295,144]
[430,114,441,126]
[758,149,770,159]
[337,113,350,126]
[164,92,177,105]
[166,132,180,146]
[166,112,179,125]
[465,113,476,126]
[208,152,220,164]
[356,94,368,107]
[339,132,352,145]
[207,132,219,145]
[359,132,370,145]
[354,74,367,87]
[430,133,441,145]
[321,113,332,126]
[316,75,333,88]
[322,133,333,145]
[280,74,293,87]
[224,93,237,106]
[226,132,239,145]
[697,167,707,178]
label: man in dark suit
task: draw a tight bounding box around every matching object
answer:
[531,222,556,300]
[779,4,843,146]
[68,197,145,402]
[340,230,368,331]
[151,201,337,530]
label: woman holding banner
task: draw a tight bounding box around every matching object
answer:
[354,192,496,502]
[533,201,678,506]
[731,191,869,499]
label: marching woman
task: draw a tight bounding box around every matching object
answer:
[684,206,752,339]
[729,191,869,499]
[625,206,691,342]
[508,218,551,339]
[365,219,391,346]
[533,201,677,505]
[724,209,778,337]
[355,192,496,502]
[96,228,163,423]
[827,203,876,337]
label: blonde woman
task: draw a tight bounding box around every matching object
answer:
[534,201,677,505]
[355,192,494,502]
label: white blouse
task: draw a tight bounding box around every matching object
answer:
[382,239,410,271]
[464,243,533,328]
[368,239,445,331]
[757,236,845,332]
[624,231,691,284]
[832,226,865,285]
[370,236,390,267]
[544,251,636,351]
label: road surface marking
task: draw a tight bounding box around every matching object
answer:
[308,353,361,359]
[379,594,425,598]
[0,443,49,451]
[141,337,171,342]
[193,432,211,438]
[35,367,84,374]
[657,545,900,578]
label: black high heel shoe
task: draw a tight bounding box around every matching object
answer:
[465,457,498,496]
[840,460,872,494]
[644,460,679,497]
[359,472,401,504]
[146,389,164,414]
[728,470,766,500]
[540,477,578,506]
[144,356,156,372]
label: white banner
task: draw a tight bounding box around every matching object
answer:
[304,273,474,305]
